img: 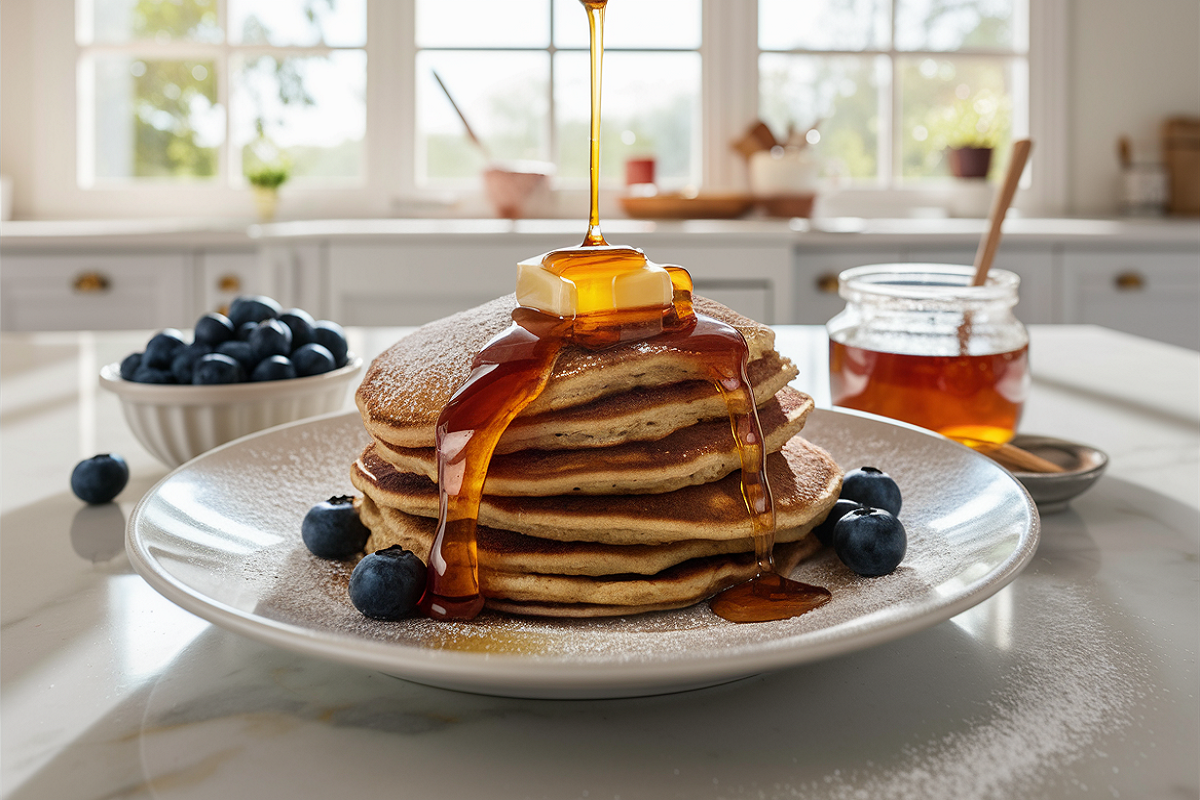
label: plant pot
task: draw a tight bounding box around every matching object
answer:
[252,186,279,222]
[947,147,993,179]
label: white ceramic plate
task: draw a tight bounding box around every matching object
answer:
[127,409,1039,699]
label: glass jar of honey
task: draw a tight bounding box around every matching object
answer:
[826,263,1030,448]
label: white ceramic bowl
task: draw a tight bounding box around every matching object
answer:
[99,356,363,468]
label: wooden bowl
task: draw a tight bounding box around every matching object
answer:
[619,193,753,220]
[757,193,816,219]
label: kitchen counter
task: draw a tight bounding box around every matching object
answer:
[1,324,1196,800]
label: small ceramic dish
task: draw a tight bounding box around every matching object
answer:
[100,356,363,469]
[1004,434,1109,514]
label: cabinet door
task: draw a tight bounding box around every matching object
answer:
[197,250,262,318]
[793,248,903,325]
[903,245,1057,324]
[1060,248,1200,350]
[0,253,189,331]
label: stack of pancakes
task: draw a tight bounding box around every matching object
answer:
[351,294,842,617]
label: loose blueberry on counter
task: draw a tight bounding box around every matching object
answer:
[119,352,143,380]
[839,466,902,516]
[251,354,297,382]
[812,498,864,547]
[214,340,256,373]
[349,545,427,620]
[71,453,130,504]
[228,295,282,329]
[278,308,317,350]
[249,318,293,362]
[302,495,371,559]
[292,342,337,376]
[313,321,349,367]
[192,352,245,384]
[193,312,236,346]
[142,329,187,369]
[833,506,907,577]
[170,342,214,384]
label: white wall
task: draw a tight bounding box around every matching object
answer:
[1069,0,1200,215]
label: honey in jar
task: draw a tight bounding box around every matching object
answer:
[826,264,1030,448]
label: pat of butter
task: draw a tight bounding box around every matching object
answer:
[516,251,674,317]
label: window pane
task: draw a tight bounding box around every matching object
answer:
[554,51,700,187]
[895,0,1016,51]
[417,52,550,182]
[758,0,889,51]
[553,0,701,49]
[897,56,1013,179]
[88,56,222,179]
[229,0,366,47]
[84,0,221,43]
[232,52,366,181]
[759,54,884,181]
[416,0,549,48]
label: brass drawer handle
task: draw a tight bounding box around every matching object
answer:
[73,272,110,293]
[1114,270,1145,291]
[218,274,242,292]
[815,272,840,294]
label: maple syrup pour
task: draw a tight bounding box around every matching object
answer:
[582,0,607,248]
[709,573,832,624]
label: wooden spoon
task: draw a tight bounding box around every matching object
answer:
[972,139,1033,286]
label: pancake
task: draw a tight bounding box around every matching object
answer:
[360,493,820,613]
[371,386,814,496]
[359,493,821,577]
[357,294,781,450]
[352,434,841,545]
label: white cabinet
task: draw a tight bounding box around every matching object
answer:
[0,252,189,331]
[793,248,903,325]
[196,250,263,318]
[1060,248,1200,350]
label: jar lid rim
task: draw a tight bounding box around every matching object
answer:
[838,263,1020,300]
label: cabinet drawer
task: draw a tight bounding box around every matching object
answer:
[793,248,903,325]
[1,253,189,331]
[1061,249,1199,350]
[198,251,262,318]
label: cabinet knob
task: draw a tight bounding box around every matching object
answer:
[1114,270,1145,291]
[72,272,110,293]
[218,274,242,292]
[815,272,840,294]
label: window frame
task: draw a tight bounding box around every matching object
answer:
[26,0,1065,220]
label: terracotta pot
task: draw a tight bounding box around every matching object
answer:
[947,147,993,179]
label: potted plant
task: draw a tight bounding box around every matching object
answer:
[929,90,1011,179]
[246,164,289,221]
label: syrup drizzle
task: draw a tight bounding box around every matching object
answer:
[419,0,829,623]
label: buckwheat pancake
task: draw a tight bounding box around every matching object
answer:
[352,434,841,546]
[357,293,787,451]
[358,493,822,615]
[371,386,814,496]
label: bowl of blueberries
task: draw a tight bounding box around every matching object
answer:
[101,295,362,469]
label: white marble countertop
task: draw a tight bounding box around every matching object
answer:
[2,325,1197,800]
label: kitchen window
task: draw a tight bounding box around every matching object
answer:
[45,0,1063,218]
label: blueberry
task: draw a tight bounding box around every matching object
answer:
[812,498,864,547]
[228,295,281,329]
[170,342,214,384]
[313,321,349,367]
[833,506,907,577]
[193,312,236,346]
[132,365,176,384]
[71,453,130,504]
[302,495,371,559]
[278,308,316,351]
[214,340,256,373]
[248,318,293,362]
[251,355,297,382]
[192,353,246,384]
[839,466,902,516]
[292,343,337,376]
[119,352,143,380]
[236,321,258,341]
[348,545,427,620]
[143,328,187,368]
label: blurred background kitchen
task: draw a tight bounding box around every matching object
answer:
[2,0,1197,348]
